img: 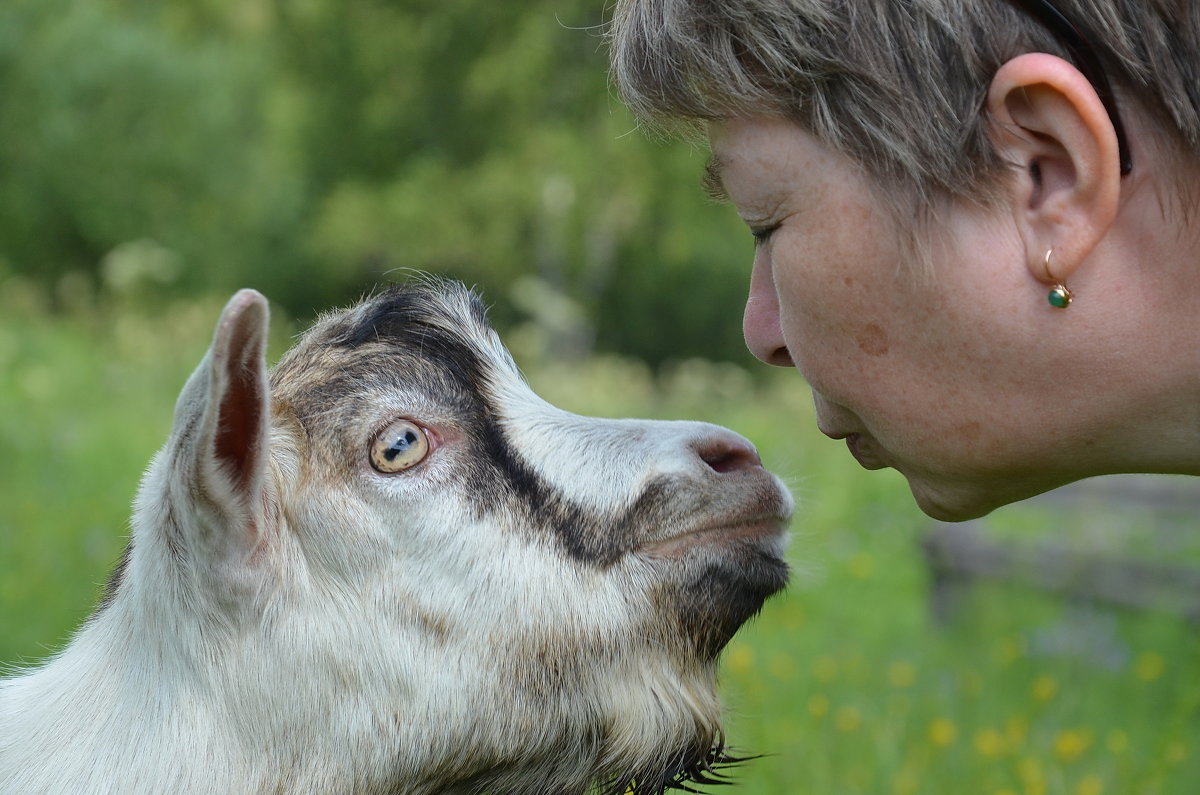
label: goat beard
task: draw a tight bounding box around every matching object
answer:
[597,737,752,795]
[440,735,749,795]
[407,654,745,795]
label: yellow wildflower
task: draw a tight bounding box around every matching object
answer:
[725,643,754,674]
[1032,675,1058,702]
[887,660,916,688]
[973,727,1006,758]
[1054,729,1093,762]
[929,718,957,747]
[808,694,830,718]
[1075,774,1104,795]
[835,706,862,733]
[849,551,875,579]
[996,635,1023,665]
[1005,716,1028,748]
[1018,757,1047,795]
[1134,651,1165,682]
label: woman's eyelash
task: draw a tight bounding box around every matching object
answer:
[751,224,780,246]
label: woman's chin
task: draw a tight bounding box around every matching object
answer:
[904,477,1023,523]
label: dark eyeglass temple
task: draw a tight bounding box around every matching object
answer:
[1007,0,1133,175]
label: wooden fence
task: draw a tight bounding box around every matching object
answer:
[920,475,1200,623]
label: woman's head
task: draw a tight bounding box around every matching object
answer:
[609,1,1200,519]
[609,0,1200,210]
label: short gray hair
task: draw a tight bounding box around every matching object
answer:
[608,0,1200,210]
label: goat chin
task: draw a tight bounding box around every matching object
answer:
[0,278,791,794]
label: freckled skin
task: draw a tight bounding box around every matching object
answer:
[956,422,983,442]
[711,116,1195,520]
[855,324,889,357]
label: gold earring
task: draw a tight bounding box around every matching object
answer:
[1048,283,1073,308]
[1044,248,1072,308]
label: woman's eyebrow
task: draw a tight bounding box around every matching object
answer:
[702,154,730,202]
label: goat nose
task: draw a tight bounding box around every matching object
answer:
[693,433,763,474]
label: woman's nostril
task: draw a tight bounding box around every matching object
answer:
[697,438,763,473]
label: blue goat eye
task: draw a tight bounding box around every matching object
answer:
[370,419,430,473]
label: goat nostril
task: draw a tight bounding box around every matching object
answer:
[697,437,763,474]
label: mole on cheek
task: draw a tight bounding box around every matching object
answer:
[957,421,983,441]
[856,323,889,357]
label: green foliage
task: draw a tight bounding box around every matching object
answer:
[0,0,297,298]
[7,4,1196,792]
[3,294,1199,794]
[271,0,750,363]
[0,0,751,364]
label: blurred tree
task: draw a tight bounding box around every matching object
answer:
[268,0,752,364]
[0,0,299,303]
[0,0,756,366]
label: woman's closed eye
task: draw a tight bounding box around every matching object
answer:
[751,223,780,247]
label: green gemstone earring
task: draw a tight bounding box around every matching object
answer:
[1043,248,1072,308]
[1048,283,1073,308]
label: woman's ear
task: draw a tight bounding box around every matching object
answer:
[986,53,1122,286]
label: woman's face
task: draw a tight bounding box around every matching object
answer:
[708,116,1097,520]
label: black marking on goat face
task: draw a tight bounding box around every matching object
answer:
[470,416,678,565]
[331,282,495,403]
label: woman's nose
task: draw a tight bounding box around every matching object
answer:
[743,257,794,367]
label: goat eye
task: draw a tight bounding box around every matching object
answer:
[370,419,430,473]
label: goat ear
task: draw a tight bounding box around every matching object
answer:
[207,289,271,499]
[170,289,274,556]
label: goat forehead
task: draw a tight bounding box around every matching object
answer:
[326,280,504,376]
[269,282,514,419]
[338,281,492,343]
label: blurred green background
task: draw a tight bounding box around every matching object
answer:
[0,0,752,367]
[2,1,1198,793]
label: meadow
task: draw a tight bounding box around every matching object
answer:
[2,279,1198,794]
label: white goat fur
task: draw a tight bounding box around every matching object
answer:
[0,280,791,794]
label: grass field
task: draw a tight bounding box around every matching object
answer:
[2,280,1198,794]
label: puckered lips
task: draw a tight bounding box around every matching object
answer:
[822,424,888,471]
